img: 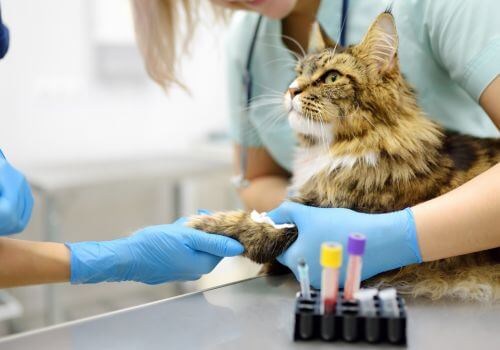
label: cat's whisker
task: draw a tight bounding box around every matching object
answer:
[262,58,297,69]
[249,97,284,104]
[331,7,349,57]
[260,33,307,58]
[322,121,330,151]
[317,112,332,152]
[317,118,326,150]
[252,81,287,96]
[236,109,287,137]
[264,111,288,126]
[246,102,285,112]
[255,110,288,131]
[239,96,285,112]
[259,43,302,61]
[250,94,284,101]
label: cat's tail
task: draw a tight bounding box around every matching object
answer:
[186,211,298,264]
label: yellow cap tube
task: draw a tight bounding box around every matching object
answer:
[320,242,342,268]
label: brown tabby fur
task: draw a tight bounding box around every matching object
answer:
[188,11,500,301]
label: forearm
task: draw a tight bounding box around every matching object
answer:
[412,163,500,262]
[239,176,289,212]
[233,145,290,211]
[0,238,70,288]
[479,76,500,128]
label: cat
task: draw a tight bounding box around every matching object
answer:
[188,10,500,301]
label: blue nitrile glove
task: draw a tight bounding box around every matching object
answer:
[0,5,9,59]
[65,218,245,284]
[268,202,422,289]
[0,150,34,235]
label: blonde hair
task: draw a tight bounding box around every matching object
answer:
[131,0,224,91]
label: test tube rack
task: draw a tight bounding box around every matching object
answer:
[293,290,407,345]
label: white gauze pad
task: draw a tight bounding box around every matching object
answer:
[250,210,295,229]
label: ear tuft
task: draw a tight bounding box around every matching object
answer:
[359,12,399,72]
[307,22,343,54]
[308,22,326,54]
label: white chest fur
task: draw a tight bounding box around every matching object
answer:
[289,146,378,193]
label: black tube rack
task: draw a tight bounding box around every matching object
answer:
[294,290,407,345]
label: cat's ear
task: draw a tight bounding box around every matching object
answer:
[358,11,398,72]
[308,22,341,54]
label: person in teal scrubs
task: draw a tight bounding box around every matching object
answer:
[204,0,500,285]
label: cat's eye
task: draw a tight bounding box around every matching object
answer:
[324,71,338,84]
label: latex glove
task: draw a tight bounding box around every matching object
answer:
[66,218,245,284]
[268,202,421,289]
[0,150,34,235]
[0,6,9,59]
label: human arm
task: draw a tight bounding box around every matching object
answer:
[414,158,500,261]
[413,74,500,260]
[479,76,500,129]
[234,145,290,212]
[269,164,500,287]
[0,238,70,288]
[0,221,244,288]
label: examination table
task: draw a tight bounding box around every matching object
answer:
[0,275,498,349]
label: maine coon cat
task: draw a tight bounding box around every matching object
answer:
[188,11,500,301]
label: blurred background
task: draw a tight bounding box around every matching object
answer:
[0,0,260,337]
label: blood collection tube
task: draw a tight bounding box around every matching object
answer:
[343,233,366,301]
[354,288,378,317]
[297,258,312,300]
[320,242,342,314]
[379,288,400,318]
[355,288,382,343]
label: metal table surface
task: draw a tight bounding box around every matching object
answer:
[25,152,232,326]
[0,275,498,349]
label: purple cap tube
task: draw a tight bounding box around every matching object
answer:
[344,233,367,301]
[347,233,366,256]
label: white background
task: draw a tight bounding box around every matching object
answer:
[0,0,230,168]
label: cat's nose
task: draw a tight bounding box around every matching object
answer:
[288,87,301,98]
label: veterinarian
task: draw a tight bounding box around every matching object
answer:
[0,7,243,287]
[132,0,500,288]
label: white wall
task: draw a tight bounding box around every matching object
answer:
[0,0,230,167]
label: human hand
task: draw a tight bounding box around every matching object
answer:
[66,218,245,284]
[0,150,34,235]
[268,202,421,288]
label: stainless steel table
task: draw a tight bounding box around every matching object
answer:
[0,275,498,349]
[27,152,232,326]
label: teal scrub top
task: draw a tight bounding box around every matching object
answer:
[225,0,500,172]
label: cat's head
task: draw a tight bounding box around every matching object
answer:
[284,11,417,145]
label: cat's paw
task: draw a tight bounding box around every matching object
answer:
[186,211,298,264]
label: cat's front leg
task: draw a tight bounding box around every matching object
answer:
[186,211,298,264]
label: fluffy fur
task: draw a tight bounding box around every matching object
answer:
[188,11,500,301]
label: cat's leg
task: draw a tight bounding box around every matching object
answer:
[186,211,298,264]
[259,261,291,276]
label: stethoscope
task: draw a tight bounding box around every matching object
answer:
[232,0,349,189]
